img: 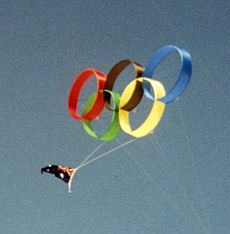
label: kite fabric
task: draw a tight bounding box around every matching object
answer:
[41,165,75,183]
[68,45,192,141]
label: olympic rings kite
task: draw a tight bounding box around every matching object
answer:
[68,45,192,141]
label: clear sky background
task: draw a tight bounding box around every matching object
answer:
[1,1,229,234]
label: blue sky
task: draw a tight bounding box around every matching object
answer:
[1,1,230,234]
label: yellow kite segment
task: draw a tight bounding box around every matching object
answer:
[119,77,166,138]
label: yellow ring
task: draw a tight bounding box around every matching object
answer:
[119,77,166,138]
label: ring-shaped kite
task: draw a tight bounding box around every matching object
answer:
[67,45,192,140]
[82,90,121,141]
[104,59,144,111]
[42,45,193,193]
[142,45,192,103]
[68,68,106,120]
[119,77,166,138]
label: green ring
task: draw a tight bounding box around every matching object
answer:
[82,90,121,141]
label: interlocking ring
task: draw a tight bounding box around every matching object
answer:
[142,45,192,103]
[82,90,120,141]
[118,77,166,138]
[104,59,144,111]
[68,68,106,121]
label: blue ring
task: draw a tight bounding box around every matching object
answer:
[142,45,192,103]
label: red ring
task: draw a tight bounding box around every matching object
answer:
[68,68,106,120]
